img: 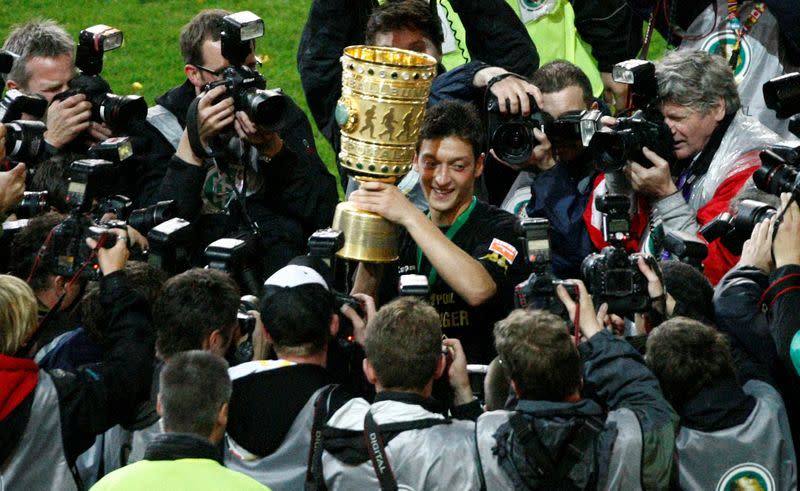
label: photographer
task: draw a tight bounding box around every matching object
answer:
[0,227,155,491]
[225,260,370,489]
[588,50,786,285]
[3,19,111,151]
[578,0,800,138]
[352,100,529,363]
[153,10,337,277]
[646,317,797,489]
[298,0,541,203]
[319,296,482,490]
[477,281,678,489]
[714,193,800,451]
[498,60,601,278]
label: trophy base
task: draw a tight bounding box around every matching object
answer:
[332,201,399,263]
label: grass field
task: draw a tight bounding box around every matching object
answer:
[0,0,339,169]
[0,1,668,189]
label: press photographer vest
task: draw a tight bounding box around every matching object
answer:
[1,372,77,490]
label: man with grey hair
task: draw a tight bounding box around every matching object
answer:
[92,351,269,490]
[587,49,787,285]
[2,19,111,150]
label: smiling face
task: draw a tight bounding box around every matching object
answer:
[660,99,725,160]
[414,136,483,226]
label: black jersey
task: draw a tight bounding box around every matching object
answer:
[381,200,529,363]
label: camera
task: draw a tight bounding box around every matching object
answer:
[46,215,124,279]
[546,109,604,149]
[612,59,659,112]
[663,230,708,269]
[10,191,49,219]
[753,145,800,200]
[485,92,553,166]
[588,111,675,172]
[763,72,800,137]
[700,199,776,255]
[307,228,345,269]
[581,195,654,315]
[202,11,286,133]
[513,218,573,314]
[204,233,264,296]
[0,89,47,123]
[64,159,118,213]
[147,217,193,275]
[2,120,47,167]
[53,25,146,132]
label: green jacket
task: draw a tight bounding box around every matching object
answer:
[91,458,270,491]
[439,0,603,96]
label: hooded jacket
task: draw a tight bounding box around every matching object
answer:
[477,331,678,490]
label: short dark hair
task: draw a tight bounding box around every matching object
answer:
[366,0,444,50]
[493,309,581,401]
[30,152,81,213]
[180,9,231,66]
[154,268,239,359]
[9,212,66,292]
[660,261,714,325]
[159,350,231,437]
[2,19,74,89]
[260,283,334,357]
[418,100,484,158]
[81,261,166,342]
[364,296,442,390]
[646,317,736,409]
[530,60,594,109]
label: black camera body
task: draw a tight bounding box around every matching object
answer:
[589,111,675,172]
[700,199,776,256]
[47,214,123,279]
[54,25,146,132]
[581,194,653,315]
[663,230,709,269]
[581,246,655,314]
[763,72,800,137]
[486,92,553,166]
[202,11,286,133]
[513,218,570,314]
[0,89,47,123]
[55,74,146,133]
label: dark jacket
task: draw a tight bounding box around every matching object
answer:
[713,263,800,455]
[526,161,596,279]
[153,80,338,276]
[0,271,154,490]
[477,331,678,489]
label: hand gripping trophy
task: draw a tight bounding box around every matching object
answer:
[331,46,437,262]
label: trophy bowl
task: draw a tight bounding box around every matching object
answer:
[332,45,437,262]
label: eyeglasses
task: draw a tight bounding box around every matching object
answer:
[193,57,263,77]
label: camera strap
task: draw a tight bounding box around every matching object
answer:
[363,411,399,491]
[304,384,338,491]
[725,0,767,69]
[416,196,477,285]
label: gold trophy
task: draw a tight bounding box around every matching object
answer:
[331,45,437,262]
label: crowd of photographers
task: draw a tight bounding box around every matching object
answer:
[1,0,800,489]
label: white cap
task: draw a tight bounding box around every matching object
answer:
[263,264,329,290]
